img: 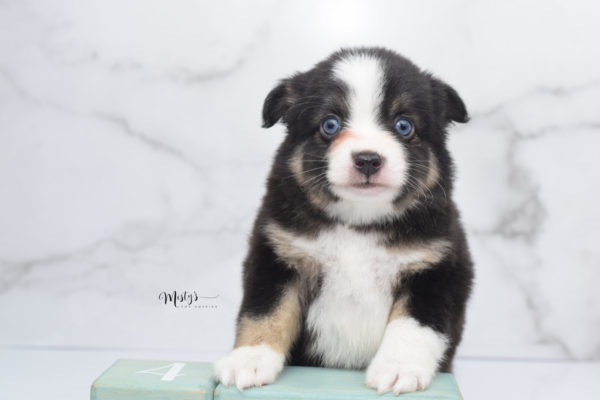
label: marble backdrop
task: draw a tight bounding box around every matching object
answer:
[1,0,599,361]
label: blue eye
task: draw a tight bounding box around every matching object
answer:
[394,118,413,137]
[321,116,341,136]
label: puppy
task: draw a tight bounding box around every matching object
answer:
[214,47,473,394]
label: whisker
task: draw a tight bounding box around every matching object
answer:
[301,175,330,192]
[302,172,328,185]
[305,176,330,192]
[280,166,327,180]
[405,177,431,204]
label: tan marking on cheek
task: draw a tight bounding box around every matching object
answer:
[393,148,441,213]
[234,283,302,354]
[288,144,306,185]
[393,193,418,213]
[423,149,441,191]
[307,190,331,210]
[388,296,410,322]
[288,143,332,211]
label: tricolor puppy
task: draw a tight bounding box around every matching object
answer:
[215,47,473,394]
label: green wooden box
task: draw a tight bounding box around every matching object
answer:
[214,366,462,400]
[91,359,462,400]
[91,359,216,400]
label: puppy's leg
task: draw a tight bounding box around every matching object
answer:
[365,300,447,394]
[366,262,470,394]
[215,241,301,390]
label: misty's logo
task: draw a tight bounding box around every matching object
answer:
[158,291,219,309]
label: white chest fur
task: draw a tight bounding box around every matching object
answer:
[285,225,428,368]
[264,222,450,369]
[301,227,396,368]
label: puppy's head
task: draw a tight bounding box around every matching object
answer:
[263,48,468,225]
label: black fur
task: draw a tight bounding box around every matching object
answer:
[237,47,473,372]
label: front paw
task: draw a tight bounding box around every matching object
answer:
[366,318,447,394]
[366,356,435,394]
[214,344,285,391]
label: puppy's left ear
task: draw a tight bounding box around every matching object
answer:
[262,79,292,128]
[431,77,469,124]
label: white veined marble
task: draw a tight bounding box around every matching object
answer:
[0,0,599,361]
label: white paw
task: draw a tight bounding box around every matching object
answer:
[214,344,285,391]
[366,357,435,394]
[365,318,447,394]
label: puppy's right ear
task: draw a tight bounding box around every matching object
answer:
[262,80,292,128]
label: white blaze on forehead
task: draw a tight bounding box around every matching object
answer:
[333,54,384,131]
[327,54,409,225]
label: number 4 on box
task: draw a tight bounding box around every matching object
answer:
[136,363,186,381]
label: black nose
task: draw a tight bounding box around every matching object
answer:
[353,152,383,177]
